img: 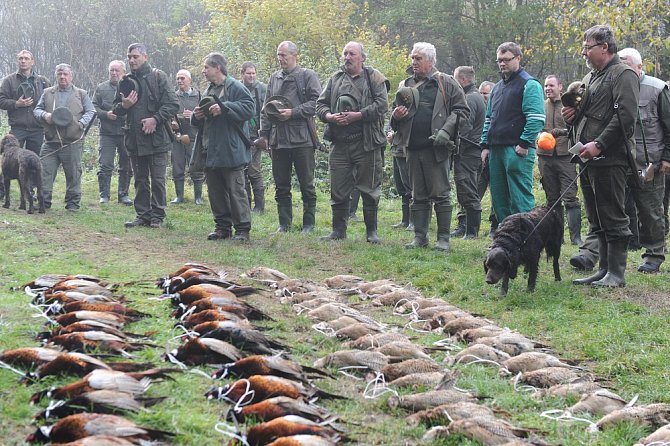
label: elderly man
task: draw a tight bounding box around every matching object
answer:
[451,66,486,239]
[93,60,133,205]
[192,53,254,241]
[114,43,179,229]
[565,25,639,288]
[241,61,268,213]
[0,50,51,200]
[478,81,495,105]
[171,69,205,205]
[476,80,498,236]
[34,63,95,211]
[316,41,389,243]
[390,42,470,251]
[539,74,582,245]
[480,42,545,223]
[259,41,322,234]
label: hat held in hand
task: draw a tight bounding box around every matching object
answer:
[395,86,419,119]
[51,107,74,127]
[262,95,293,124]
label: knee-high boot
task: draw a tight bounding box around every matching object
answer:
[573,234,608,285]
[363,208,380,244]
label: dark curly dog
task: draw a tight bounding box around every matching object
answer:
[484,206,562,295]
[1,134,45,214]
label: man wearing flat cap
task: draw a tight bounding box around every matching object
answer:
[34,63,95,211]
[113,43,179,229]
[316,41,389,243]
[259,40,322,233]
[390,42,470,252]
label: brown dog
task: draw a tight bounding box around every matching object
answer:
[1,134,45,214]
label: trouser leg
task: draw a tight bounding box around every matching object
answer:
[40,143,60,209]
[60,142,83,210]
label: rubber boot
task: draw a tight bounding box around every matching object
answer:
[193,180,204,205]
[363,208,381,244]
[118,169,132,205]
[392,200,410,229]
[434,207,452,252]
[276,201,292,233]
[98,174,111,203]
[450,214,466,237]
[463,209,481,240]
[171,180,184,204]
[405,208,430,249]
[406,206,415,231]
[320,207,347,241]
[592,239,628,287]
[573,234,608,285]
[488,213,499,238]
[567,207,582,246]
[302,200,316,234]
[252,187,265,213]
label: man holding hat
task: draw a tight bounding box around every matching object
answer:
[34,63,95,211]
[241,61,268,213]
[390,42,470,252]
[259,41,322,234]
[192,52,255,241]
[113,43,179,229]
[93,60,134,205]
[316,41,389,243]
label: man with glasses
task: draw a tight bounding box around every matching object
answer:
[258,41,322,234]
[565,25,639,288]
[480,42,545,222]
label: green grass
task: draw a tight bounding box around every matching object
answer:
[0,157,669,445]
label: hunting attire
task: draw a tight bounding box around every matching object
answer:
[244,80,267,212]
[171,86,205,204]
[538,95,581,244]
[34,83,95,211]
[113,62,179,227]
[316,65,389,242]
[191,75,255,240]
[260,65,322,232]
[93,79,133,204]
[571,54,639,287]
[453,82,486,238]
[391,67,470,251]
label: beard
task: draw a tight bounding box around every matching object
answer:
[584,57,593,70]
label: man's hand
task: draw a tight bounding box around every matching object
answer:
[253,137,269,151]
[277,108,292,121]
[514,145,528,157]
[392,106,408,120]
[561,105,576,124]
[182,109,193,119]
[141,117,157,134]
[481,148,490,163]
[659,160,670,174]
[193,107,205,120]
[579,141,602,160]
[16,96,33,108]
[386,130,394,144]
[430,129,452,147]
[208,104,222,117]
[106,111,117,121]
[120,90,138,109]
[44,112,53,125]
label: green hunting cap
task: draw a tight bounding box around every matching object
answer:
[395,86,419,119]
[51,107,74,127]
[262,95,293,124]
[334,94,359,113]
[198,95,219,116]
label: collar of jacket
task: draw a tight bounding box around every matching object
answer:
[500,67,524,83]
[132,62,153,78]
[278,65,300,79]
[591,54,621,76]
[339,65,365,79]
[16,71,36,81]
[463,83,476,94]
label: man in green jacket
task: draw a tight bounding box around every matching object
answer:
[565,25,640,288]
[114,43,179,229]
[192,53,255,241]
[241,62,268,213]
[316,41,389,243]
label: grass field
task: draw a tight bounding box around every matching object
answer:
[0,153,669,445]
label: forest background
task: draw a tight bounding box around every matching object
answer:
[1,0,668,96]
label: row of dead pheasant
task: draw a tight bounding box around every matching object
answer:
[0,273,180,445]
[243,267,670,445]
[157,263,348,446]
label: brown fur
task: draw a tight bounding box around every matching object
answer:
[1,134,44,214]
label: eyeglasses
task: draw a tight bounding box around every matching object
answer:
[581,43,602,52]
[496,56,517,64]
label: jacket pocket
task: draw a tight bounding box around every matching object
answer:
[287,122,309,146]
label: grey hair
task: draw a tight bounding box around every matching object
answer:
[127,43,148,55]
[109,60,126,71]
[479,81,495,90]
[618,48,642,65]
[204,52,228,75]
[17,50,34,59]
[411,42,437,65]
[584,25,617,54]
[54,63,72,75]
[496,42,522,57]
[345,41,367,61]
[454,66,475,84]
[176,69,192,79]
[278,41,298,55]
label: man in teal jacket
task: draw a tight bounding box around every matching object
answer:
[480,42,545,222]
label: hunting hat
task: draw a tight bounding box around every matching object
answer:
[198,95,219,116]
[17,81,35,100]
[334,94,359,113]
[262,95,292,124]
[51,107,74,127]
[395,86,419,119]
[118,75,141,99]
